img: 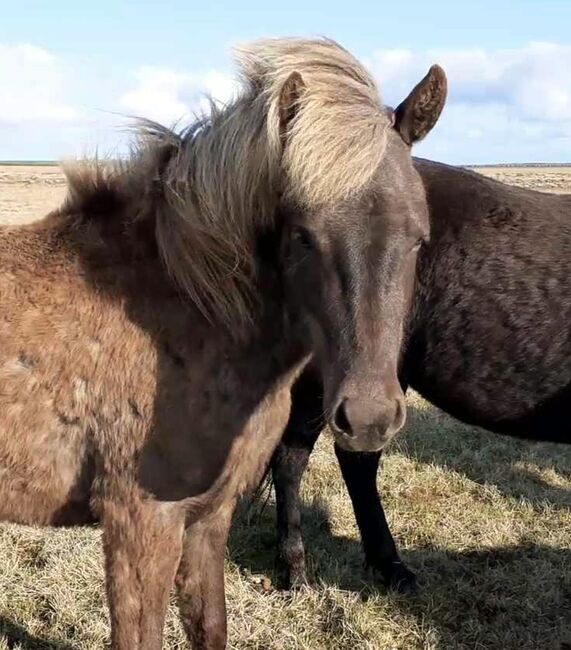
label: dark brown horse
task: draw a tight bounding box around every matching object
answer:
[271,158,571,593]
[0,38,446,648]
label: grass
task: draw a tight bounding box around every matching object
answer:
[0,393,568,650]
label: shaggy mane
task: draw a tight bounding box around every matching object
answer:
[238,37,390,206]
[63,38,391,333]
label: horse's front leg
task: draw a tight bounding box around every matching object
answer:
[271,368,325,587]
[334,444,418,593]
[102,495,186,650]
[175,501,235,650]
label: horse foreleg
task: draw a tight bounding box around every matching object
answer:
[271,368,325,587]
[175,502,234,650]
[334,444,418,594]
[102,496,185,650]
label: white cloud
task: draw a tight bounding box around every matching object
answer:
[372,42,571,120]
[0,42,238,158]
[119,66,238,125]
[0,44,81,124]
[370,42,571,163]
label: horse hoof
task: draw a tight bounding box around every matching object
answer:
[368,562,419,595]
[289,570,310,590]
[387,563,419,595]
[275,556,309,590]
[390,569,419,595]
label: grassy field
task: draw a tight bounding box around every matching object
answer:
[0,166,569,649]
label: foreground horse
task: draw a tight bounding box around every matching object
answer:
[272,158,571,592]
[0,38,446,648]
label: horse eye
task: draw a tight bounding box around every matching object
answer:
[412,237,424,252]
[291,226,314,250]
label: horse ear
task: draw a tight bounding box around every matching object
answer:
[278,71,306,145]
[393,64,447,146]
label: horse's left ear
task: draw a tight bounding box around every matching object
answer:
[278,71,306,145]
[393,65,447,146]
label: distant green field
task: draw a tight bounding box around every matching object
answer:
[0,161,58,166]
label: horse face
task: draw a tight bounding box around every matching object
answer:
[280,65,447,452]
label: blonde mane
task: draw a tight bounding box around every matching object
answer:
[239,37,390,206]
[64,37,391,333]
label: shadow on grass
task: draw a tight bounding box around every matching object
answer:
[230,498,571,650]
[400,403,571,510]
[0,617,77,650]
[229,399,570,647]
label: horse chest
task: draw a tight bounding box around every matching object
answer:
[138,343,307,514]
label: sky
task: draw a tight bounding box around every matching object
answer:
[1,0,570,163]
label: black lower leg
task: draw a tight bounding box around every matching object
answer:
[334,444,417,593]
[271,369,324,587]
[272,438,314,586]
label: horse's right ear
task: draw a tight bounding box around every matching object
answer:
[394,64,447,146]
[278,71,306,145]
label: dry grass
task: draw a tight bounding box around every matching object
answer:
[475,166,571,194]
[0,166,569,649]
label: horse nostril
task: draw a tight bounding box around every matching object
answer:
[333,398,354,437]
[394,397,406,430]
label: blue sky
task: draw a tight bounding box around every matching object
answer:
[1,0,570,162]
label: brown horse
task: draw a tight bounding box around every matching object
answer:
[0,38,446,649]
[272,157,571,593]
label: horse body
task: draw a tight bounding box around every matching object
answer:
[272,158,571,592]
[409,159,571,441]
[0,210,302,529]
[0,188,311,650]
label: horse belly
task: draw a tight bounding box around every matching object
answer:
[408,341,571,442]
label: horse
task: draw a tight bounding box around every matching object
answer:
[0,38,447,649]
[271,157,571,594]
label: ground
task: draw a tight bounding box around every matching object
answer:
[0,165,569,650]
